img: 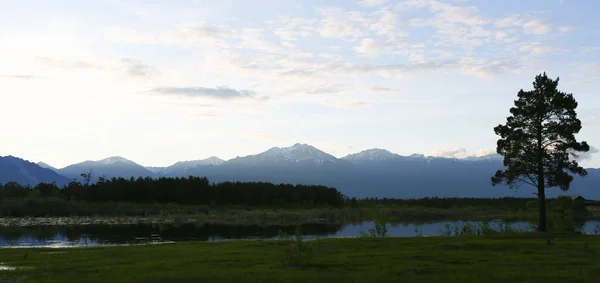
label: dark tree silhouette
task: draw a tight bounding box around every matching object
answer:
[492,72,590,232]
[80,169,93,187]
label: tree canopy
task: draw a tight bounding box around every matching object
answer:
[0,176,346,207]
[492,72,590,231]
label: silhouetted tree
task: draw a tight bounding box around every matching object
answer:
[492,72,590,232]
[81,169,93,187]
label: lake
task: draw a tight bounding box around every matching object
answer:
[1,220,599,248]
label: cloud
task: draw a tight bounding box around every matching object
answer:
[322,100,368,109]
[319,53,343,61]
[363,87,405,95]
[359,0,389,7]
[316,7,366,40]
[494,14,573,36]
[522,19,553,35]
[35,57,98,70]
[571,146,598,162]
[270,17,317,41]
[222,50,458,80]
[354,38,423,56]
[459,57,521,78]
[118,59,156,77]
[237,28,286,54]
[286,84,346,96]
[0,75,36,80]
[368,8,407,40]
[31,56,159,81]
[430,148,495,159]
[150,86,267,101]
[519,43,568,57]
[103,21,233,46]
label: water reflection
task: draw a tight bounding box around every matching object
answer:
[0,223,342,248]
[1,220,599,248]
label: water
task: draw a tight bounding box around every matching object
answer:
[1,220,599,248]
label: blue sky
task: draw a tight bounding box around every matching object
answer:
[0,0,598,168]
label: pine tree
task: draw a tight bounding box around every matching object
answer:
[492,72,590,232]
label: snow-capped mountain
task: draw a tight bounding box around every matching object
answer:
[226,143,341,166]
[97,156,137,165]
[463,154,504,162]
[342,149,400,163]
[11,143,599,199]
[56,156,155,181]
[160,157,225,176]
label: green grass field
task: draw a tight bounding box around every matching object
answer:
[1,233,600,282]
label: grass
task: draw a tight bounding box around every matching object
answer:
[1,233,600,282]
[0,202,539,227]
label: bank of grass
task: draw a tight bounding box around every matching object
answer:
[0,197,539,226]
[1,233,600,282]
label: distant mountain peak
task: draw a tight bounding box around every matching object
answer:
[98,156,135,165]
[343,148,399,162]
[157,156,225,176]
[0,156,70,187]
[227,143,339,166]
[172,156,225,167]
[409,153,426,159]
[462,154,503,161]
[36,162,57,171]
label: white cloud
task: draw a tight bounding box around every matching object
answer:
[571,146,598,162]
[459,57,520,78]
[429,148,495,159]
[285,84,346,96]
[316,7,367,40]
[395,0,431,10]
[427,1,489,26]
[319,53,344,61]
[271,17,317,41]
[363,87,406,95]
[149,86,267,101]
[319,18,364,40]
[369,8,407,40]
[359,0,389,7]
[522,19,553,35]
[519,42,568,56]
[354,38,423,56]
[237,28,285,54]
[103,21,233,46]
[322,100,368,109]
[494,14,573,36]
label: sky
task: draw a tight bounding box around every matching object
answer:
[0,0,599,169]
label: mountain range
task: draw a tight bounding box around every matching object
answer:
[2,143,599,199]
[0,156,70,187]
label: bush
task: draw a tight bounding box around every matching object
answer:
[280,226,313,267]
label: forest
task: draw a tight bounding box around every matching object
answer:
[0,176,345,207]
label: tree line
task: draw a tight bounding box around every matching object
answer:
[350,197,535,209]
[0,176,346,207]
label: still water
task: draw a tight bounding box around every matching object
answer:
[1,220,599,248]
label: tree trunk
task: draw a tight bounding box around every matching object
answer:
[536,117,546,232]
[537,183,547,232]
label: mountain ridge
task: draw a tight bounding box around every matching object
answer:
[0,156,70,187]
[4,143,598,199]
